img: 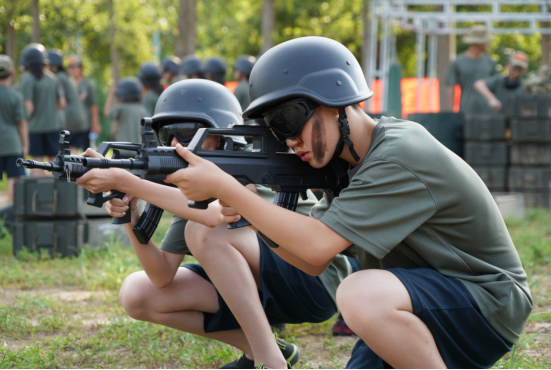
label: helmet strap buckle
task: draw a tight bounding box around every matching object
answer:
[334,107,360,162]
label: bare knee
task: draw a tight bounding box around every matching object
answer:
[119,271,154,321]
[185,221,226,257]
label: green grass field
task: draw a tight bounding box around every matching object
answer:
[0,209,550,368]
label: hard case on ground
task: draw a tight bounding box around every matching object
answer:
[13,218,130,257]
[464,115,507,141]
[507,93,551,117]
[522,192,551,209]
[508,167,551,191]
[464,142,509,165]
[14,177,109,219]
[472,166,507,191]
[510,144,551,165]
[510,118,551,142]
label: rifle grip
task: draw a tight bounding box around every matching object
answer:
[188,198,217,209]
[112,192,132,225]
[227,217,252,229]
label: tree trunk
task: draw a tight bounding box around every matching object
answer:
[176,0,196,57]
[5,4,17,63]
[436,5,452,111]
[261,0,275,52]
[32,0,40,42]
[109,0,119,83]
[541,21,550,66]
[361,0,370,75]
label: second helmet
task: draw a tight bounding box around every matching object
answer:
[138,62,162,86]
[116,77,143,101]
[20,43,49,67]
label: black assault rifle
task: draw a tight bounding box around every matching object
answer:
[82,118,349,234]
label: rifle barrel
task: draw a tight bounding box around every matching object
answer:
[83,157,147,170]
[16,159,62,172]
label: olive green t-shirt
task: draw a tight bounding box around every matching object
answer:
[142,90,160,117]
[160,186,353,309]
[19,71,64,133]
[0,86,26,156]
[446,53,498,114]
[484,75,524,108]
[78,78,98,131]
[234,81,250,112]
[315,117,532,344]
[108,102,148,143]
[57,71,86,133]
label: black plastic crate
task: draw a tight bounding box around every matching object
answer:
[523,192,551,209]
[510,117,551,142]
[407,112,464,143]
[464,142,509,165]
[510,144,551,165]
[464,115,507,141]
[508,167,551,191]
[507,93,551,117]
[472,166,508,190]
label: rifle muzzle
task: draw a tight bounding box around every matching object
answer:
[16,159,62,172]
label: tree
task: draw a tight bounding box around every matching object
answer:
[109,0,119,83]
[176,0,195,57]
[262,0,275,52]
[32,0,40,42]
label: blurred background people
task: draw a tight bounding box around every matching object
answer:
[233,55,255,112]
[19,43,66,177]
[474,51,529,112]
[67,54,102,150]
[161,56,181,88]
[48,49,86,154]
[446,25,498,114]
[181,55,205,79]
[137,62,163,116]
[205,57,227,85]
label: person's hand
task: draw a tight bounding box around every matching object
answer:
[218,184,258,224]
[106,194,140,227]
[164,144,233,202]
[75,148,128,194]
[92,122,102,135]
[22,143,29,158]
[489,97,502,111]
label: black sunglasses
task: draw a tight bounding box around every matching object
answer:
[263,99,319,143]
[155,122,206,146]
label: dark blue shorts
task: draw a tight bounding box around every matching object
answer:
[68,131,88,149]
[0,154,26,178]
[346,268,512,369]
[29,131,59,157]
[183,236,338,333]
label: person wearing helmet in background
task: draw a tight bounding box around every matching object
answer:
[205,57,227,85]
[233,55,255,112]
[168,36,532,369]
[66,54,102,149]
[161,56,181,88]
[138,62,164,116]
[47,49,86,154]
[181,55,205,79]
[19,43,66,177]
[103,77,148,157]
[73,79,358,369]
[474,51,529,112]
[0,55,28,204]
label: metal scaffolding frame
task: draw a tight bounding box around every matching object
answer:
[365,0,551,112]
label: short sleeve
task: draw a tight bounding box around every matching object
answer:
[19,75,34,102]
[484,74,501,93]
[445,60,458,86]
[109,105,121,120]
[159,215,191,254]
[319,160,437,259]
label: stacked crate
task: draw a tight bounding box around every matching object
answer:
[464,115,509,192]
[507,93,551,208]
[13,178,130,257]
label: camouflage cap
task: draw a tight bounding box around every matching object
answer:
[0,54,14,78]
[462,25,493,45]
[67,54,82,67]
[509,51,528,69]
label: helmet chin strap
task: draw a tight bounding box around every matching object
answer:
[332,107,360,162]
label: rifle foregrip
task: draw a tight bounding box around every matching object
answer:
[132,203,164,244]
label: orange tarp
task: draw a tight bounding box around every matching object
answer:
[225,81,239,93]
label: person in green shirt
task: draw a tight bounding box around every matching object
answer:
[137,62,164,116]
[0,55,28,203]
[74,79,356,369]
[205,57,226,85]
[47,49,87,154]
[446,25,498,114]
[66,55,102,149]
[474,51,528,112]
[169,36,532,369]
[103,77,148,156]
[233,55,255,112]
[19,43,66,177]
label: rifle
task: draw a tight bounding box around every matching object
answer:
[16,131,165,244]
[82,118,349,229]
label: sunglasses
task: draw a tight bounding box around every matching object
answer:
[263,99,319,143]
[155,122,206,146]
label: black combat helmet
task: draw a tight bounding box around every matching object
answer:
[47,49,63,67]
[20,43,49,67]
[162,56,180,75]
[137,62,162,87]
[205,57,226,84]
[243,36,372,162]
[115,77,143,101]
[181,55,204,77]
[233,55,256,76]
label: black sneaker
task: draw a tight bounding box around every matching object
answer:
[275,334,300,368]
[221,353,255,369]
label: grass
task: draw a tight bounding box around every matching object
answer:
[0,207,550,368]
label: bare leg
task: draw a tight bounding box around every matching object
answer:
[119,268,253,357]
[185,222,286,369]
[336,270,447,369]
[7,178,17,203]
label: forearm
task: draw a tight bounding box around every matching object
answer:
[103,94,114,117]
[220,180,349,266]
[90,105,100,132]
[57,97,67,110]
[17,120,29,148]
[473,80,496,103]
[25,100,34,116]
[447,86,454,110]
